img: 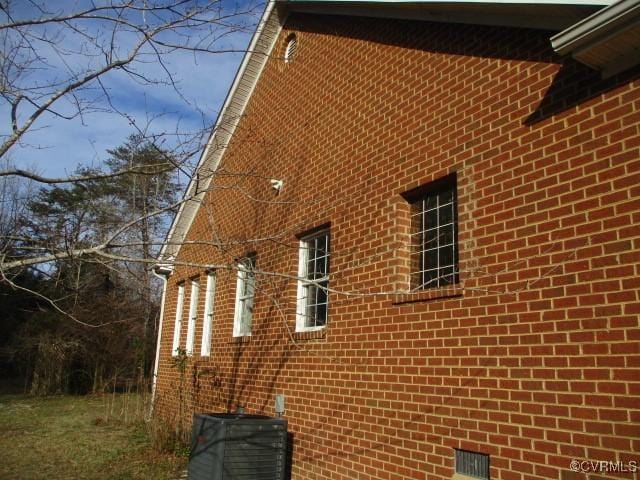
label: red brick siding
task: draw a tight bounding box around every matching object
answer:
[154,14,640,480]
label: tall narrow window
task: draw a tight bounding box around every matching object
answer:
[185,279,199,355]
[171,283,185,356]
[233,255,256,337]
[201,272,216,356]
[296,229,330,331]
[406,174,458,290]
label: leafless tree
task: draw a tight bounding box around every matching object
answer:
[0,0,264,270]
[0,1,267,393]
[0,0,261,161]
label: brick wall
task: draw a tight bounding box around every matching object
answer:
[154,13,640,480]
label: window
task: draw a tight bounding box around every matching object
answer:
[296,229,330,331]
[407,174,458,290]
[171,283,185,356]
[233,255,256,337]
[201,272,216,356]
[455,449,489,479]
[185,279,199,355]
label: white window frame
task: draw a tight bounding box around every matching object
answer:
[233,257,255,337]
[296,230,330,332]
[171,283,185,356]
[200,272,216,356]
[185,279,199,355]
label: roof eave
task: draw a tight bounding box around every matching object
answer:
[551,0,640,78]
[288,1,610,31]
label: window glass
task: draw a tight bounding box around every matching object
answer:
[296,230,330,331]
[201,272,216,356]
[233,256,255,337]
[186,280,199,355]
[409,177,459,289]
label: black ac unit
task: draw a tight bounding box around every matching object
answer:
[188,413,288,480]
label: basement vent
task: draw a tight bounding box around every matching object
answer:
[455,449,490,479]
[284,34,297,63]
[188,413,288,480]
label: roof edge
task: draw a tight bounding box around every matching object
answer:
[159,1,285,265]
[288,0,609,5]
[288,1,609,30]
[551,0,640,55]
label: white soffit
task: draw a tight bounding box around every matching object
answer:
[287,1,610,30]
[552,0,640,77]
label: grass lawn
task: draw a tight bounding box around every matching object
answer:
[0,393,187,480]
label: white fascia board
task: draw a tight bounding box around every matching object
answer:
[158,1,285,265]
[287,0,610,4]
[287,0,609,30]
[551,0,640,55]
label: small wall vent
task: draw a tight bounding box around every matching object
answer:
[188,413,288,480]
[455,449,490,479]
[284,34,297,63]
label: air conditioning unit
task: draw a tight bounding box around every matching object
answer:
[188,413,288,480]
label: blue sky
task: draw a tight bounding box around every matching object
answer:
[0,0,263,178]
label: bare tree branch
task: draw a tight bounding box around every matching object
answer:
[0,0,262,159]
[0,162,175,184]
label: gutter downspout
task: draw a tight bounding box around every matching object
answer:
[149,264,173,417]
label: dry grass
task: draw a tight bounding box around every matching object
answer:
[0,393,187,480]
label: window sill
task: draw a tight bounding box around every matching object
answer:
[229,335,252,344]
[293,328,326,341]
[452,474,487,480]
[392,284,463,304]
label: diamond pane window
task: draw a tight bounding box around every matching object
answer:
[408,175,459,289]
[296,230,330,331]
